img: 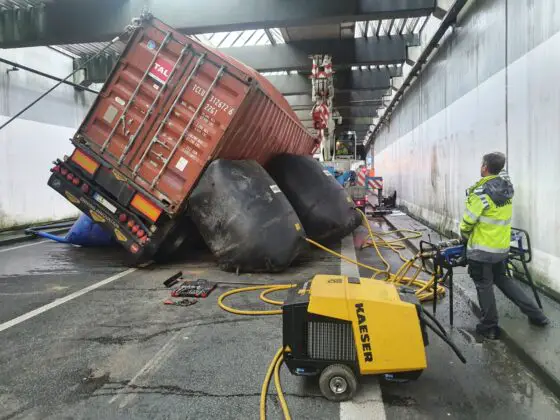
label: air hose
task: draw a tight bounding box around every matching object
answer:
[217,209,449,419]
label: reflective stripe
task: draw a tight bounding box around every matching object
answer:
[478,195,490,209]
[474,187,484,194]
[468,243,510,254]
[479,216,511,226]
[464,209,479,222]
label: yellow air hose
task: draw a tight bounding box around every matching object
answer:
[217,284,294,315]
[217,208,446,419]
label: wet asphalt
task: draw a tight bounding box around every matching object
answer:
[0,218,559,420]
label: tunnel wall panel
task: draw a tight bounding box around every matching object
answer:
[374,0,560,292]
[0,47,97,229]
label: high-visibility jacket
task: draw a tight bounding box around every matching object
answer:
[459,170,514,263]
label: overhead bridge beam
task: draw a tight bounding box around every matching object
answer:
[287,91,389,108]
[267,70,392,96]
[296,111,375,122]
[0,0,435,47]
[303,122,372,131]
[292,101,383,111]
[300,116,373,124]
[225,37,409,72]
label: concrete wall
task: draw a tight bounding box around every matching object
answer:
[374,0,560,292]
[0,47,99,229]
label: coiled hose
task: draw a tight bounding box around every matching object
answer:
[217,209,445,420]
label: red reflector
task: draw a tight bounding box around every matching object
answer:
[136,229,145,238]
[131,225,139,234]
[52,165,60,173]
[119,213,128,223]
[66,173,74,181]
[81,184,90,194]
[61,168,68,176]
[72,178,80,186]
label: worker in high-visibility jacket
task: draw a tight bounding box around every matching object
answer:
[460,152,548,340]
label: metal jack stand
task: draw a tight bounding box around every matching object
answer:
[420,240,467,327]
[508,228,543,309]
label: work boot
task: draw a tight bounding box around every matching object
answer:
[476,324,501,340]
[529,316,550,327]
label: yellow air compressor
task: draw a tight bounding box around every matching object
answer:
[282,275,466,401]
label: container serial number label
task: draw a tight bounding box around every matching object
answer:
[192,83,235,116]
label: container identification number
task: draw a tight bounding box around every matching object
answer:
[192,83,235,116]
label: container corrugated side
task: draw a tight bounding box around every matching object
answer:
[74,17,315,217]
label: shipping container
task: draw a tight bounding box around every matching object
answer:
[48,16,317,262]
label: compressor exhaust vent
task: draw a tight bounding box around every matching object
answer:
[307,321,356,361]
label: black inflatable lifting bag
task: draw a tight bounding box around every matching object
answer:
[266,154,361,244]
[187,159,306,273]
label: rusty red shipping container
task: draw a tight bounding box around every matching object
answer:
[74,17,317,217]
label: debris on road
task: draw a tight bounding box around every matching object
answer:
[163,298,197,307]
[171,279,216,298]
[163,271,183,288]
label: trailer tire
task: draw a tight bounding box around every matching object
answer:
[319,364,357,402]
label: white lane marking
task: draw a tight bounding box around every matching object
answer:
[110,326,195,407]
[0,268,137,333]
[0,240,49,254]
[339,234,387,420]
[340,382,386,420]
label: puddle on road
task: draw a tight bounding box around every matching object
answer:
[0,243,129,277]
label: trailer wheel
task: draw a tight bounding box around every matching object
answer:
[319,364,358,402]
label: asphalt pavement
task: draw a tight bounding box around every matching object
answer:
[0,218,559,420]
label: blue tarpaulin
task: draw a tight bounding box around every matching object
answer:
[27,214,114,246]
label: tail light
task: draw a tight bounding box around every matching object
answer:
[66,173,74,181]
[119,213,128,223]
[72,178,80,186]
[60,168,68,176]
[131,225,139,234]
[71,149,100,175]
[127,220,135,228]
[136,229,145,238]
[130,193,162,222]
[81,184,90,194]
[52,165,60,173]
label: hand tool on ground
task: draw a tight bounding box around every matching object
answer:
[163,271,183,288]
[163,298,197,307]
[172,279,216,298]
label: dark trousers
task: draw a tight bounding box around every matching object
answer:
[467,259,545,330]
